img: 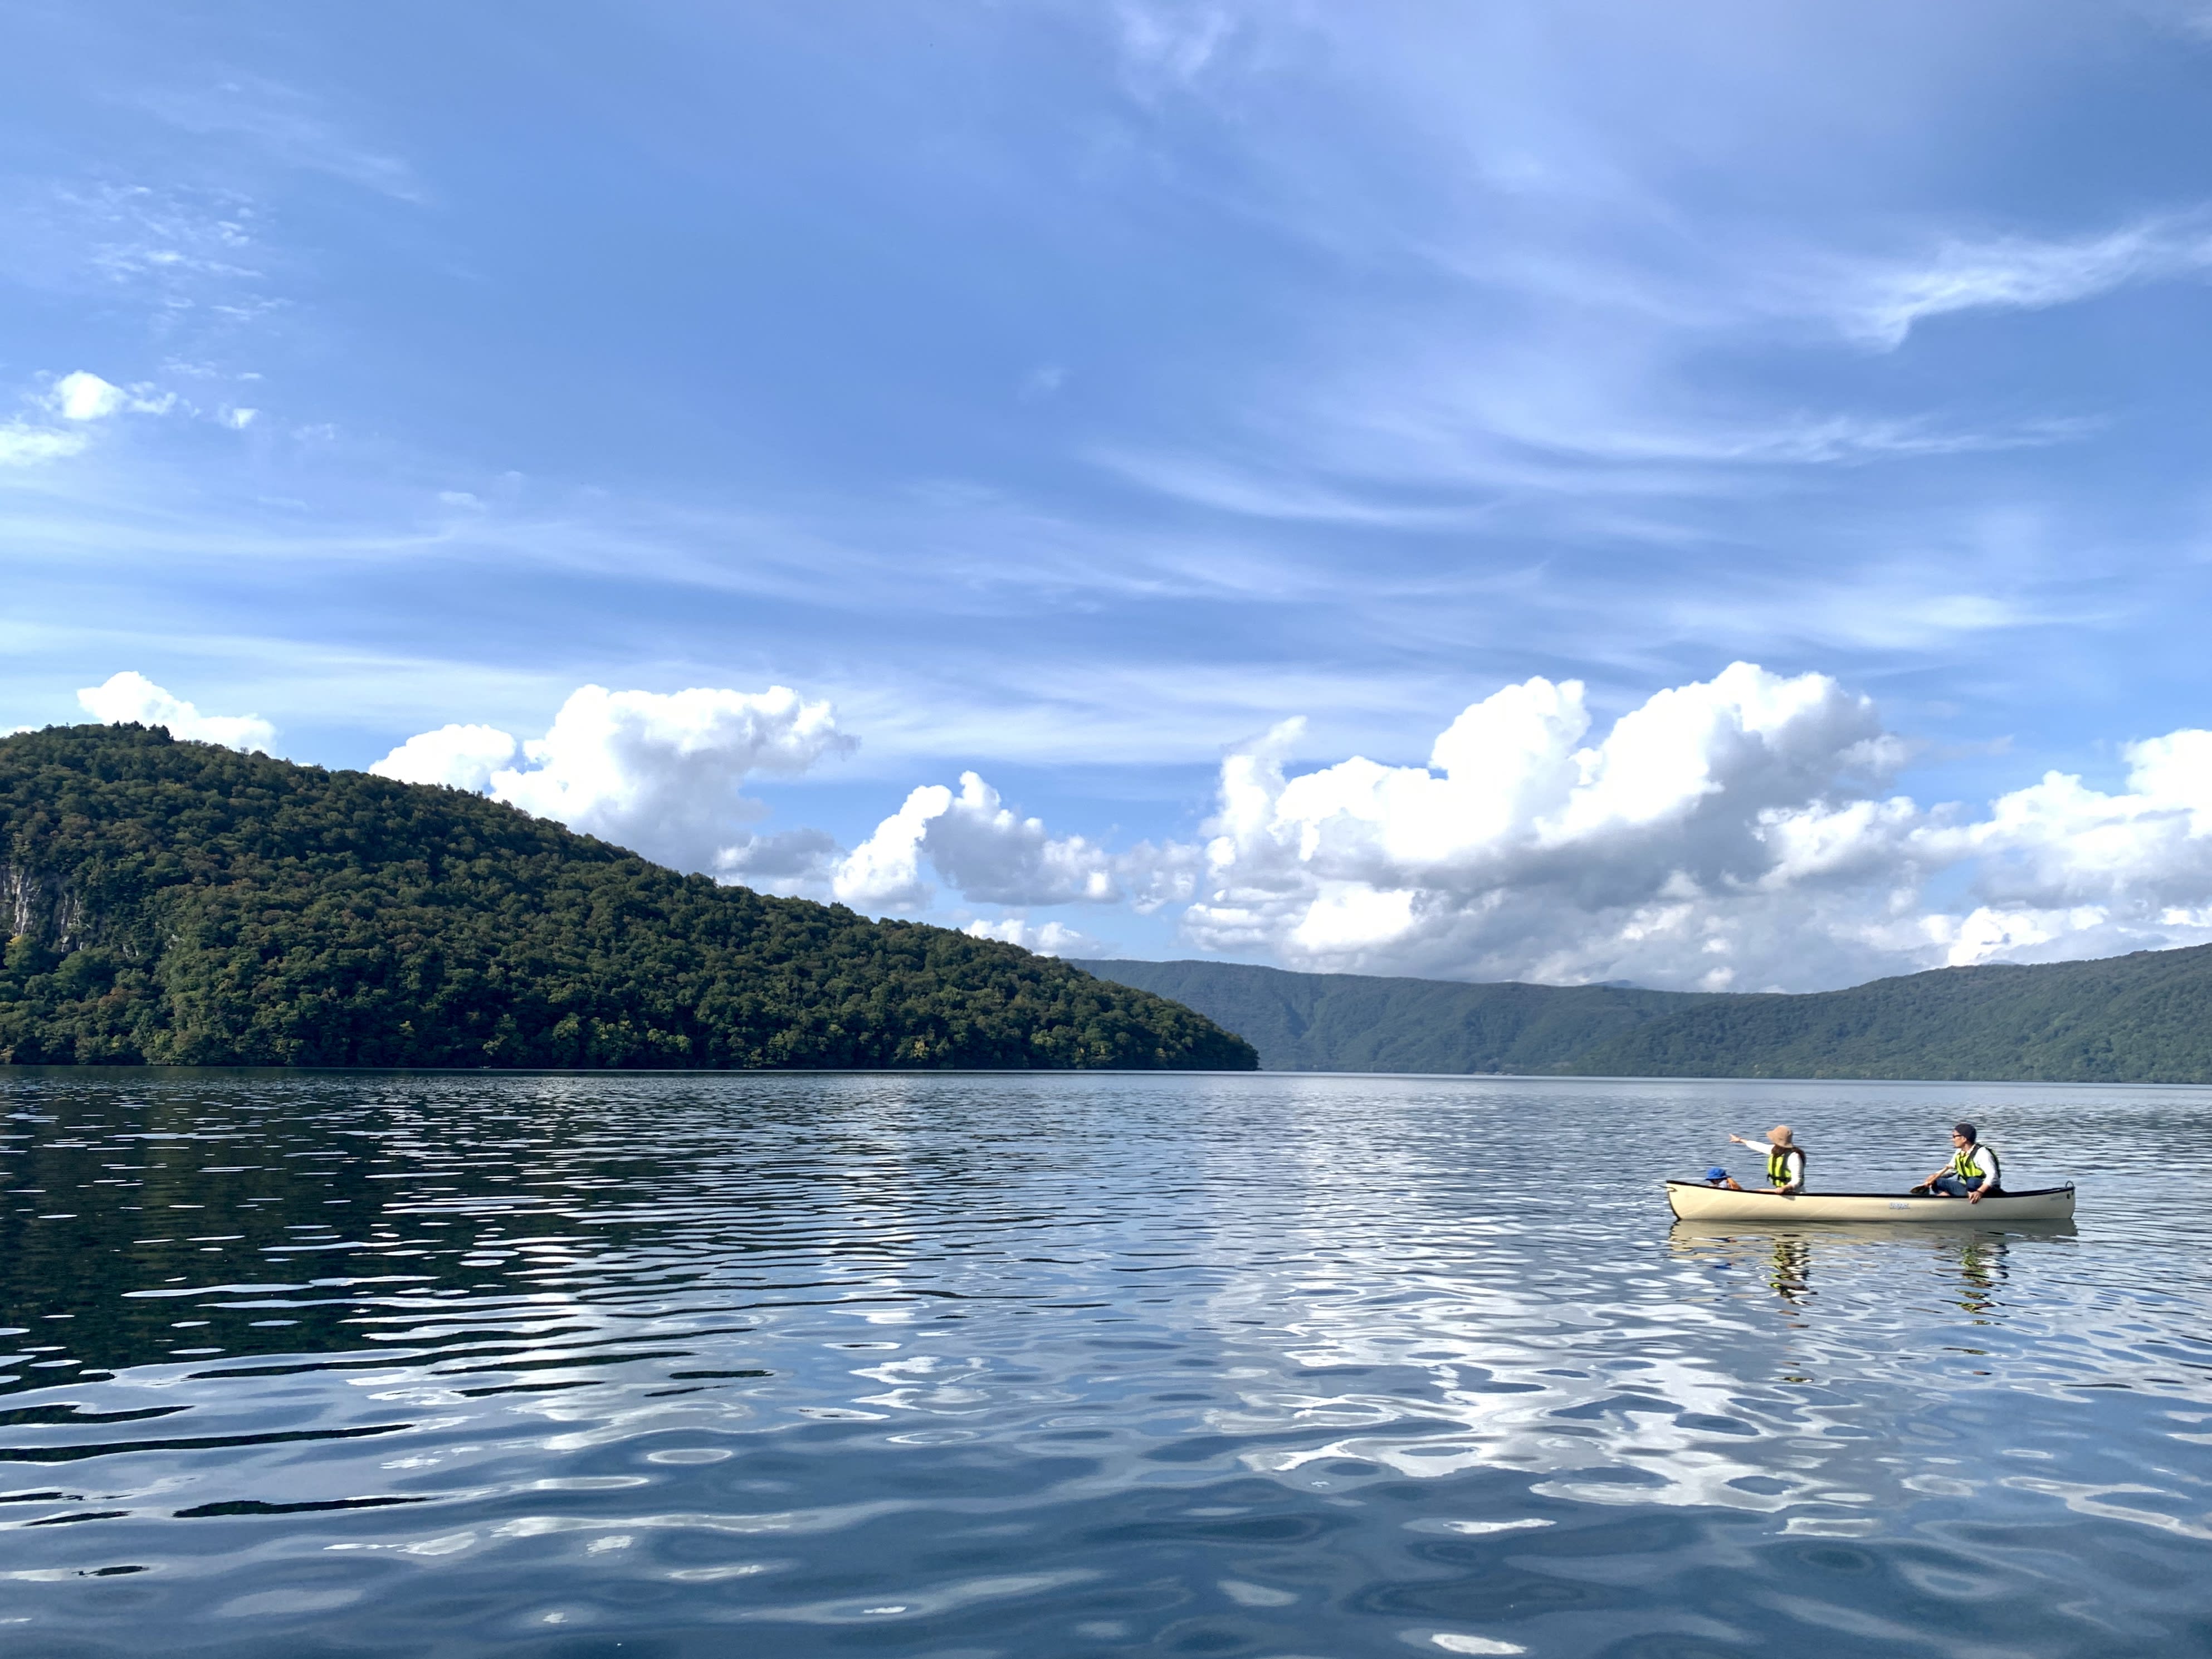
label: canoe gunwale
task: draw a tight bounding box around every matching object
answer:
[1663,1180,2074,1200]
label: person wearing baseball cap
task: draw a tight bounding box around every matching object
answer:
[1918,1123,2003,1204]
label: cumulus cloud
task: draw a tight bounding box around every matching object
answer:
[0,370,177,464]
[712,827,844,897]
[832,784,950,911]
[55,371,128,421]
[111,656,2212,990]
[50,370,173,421]
[369,724,522,792]
[834,772,1121,911]
[961,916,1110,956]
[1174,663,2212,990]
[77,671,275,752]
[372,684,852,879]
[1953,731,2212,905]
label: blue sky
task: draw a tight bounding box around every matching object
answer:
[10,2,2212,988]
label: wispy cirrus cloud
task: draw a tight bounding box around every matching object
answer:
[0,177,268,315]
[128,74,426,203]
[1111,1,1247,98]
[0,426,88,467]
[1830,216,2212,349]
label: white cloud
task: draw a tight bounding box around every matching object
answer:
[711,827,843,898]
[1837,217,2212,349]
[54,371,126,421]
[832,783,948,911]
[1173,665,2212,989]
[833,771,1121,912]
[1939,729,2212,912]
[132,75,426,202]
[961,916,1109,956]
[375,685,852,877]
[0,371,177,463]
[0,424,89,465]
[1114,2,1241,94]
[61,658,2212,992]
[77,670,274,751]
[48,370,174,421]
[369,723,521,792]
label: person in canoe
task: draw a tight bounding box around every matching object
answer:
[1726,1125,1805,1193]
[1917,1123,2003,1203]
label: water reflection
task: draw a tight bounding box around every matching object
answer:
[1955,1234,2004,1316]
[1667,1219,2077,1318]
[0,1070,2205,1659]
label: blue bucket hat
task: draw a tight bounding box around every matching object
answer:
[1705,1167,1728,1181]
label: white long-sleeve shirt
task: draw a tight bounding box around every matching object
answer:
[1951,1142,2002,1187]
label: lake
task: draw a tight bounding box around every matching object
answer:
[0,1069,2206,1657]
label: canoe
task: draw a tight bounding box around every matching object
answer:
[1665,1179,2076,1223]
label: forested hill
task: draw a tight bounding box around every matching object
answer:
[1070,959,1717,1074]
[1078,949,2212,1083]
[0,725,1256,1071]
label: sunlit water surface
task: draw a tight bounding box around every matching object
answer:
[0,1070,2206,1658]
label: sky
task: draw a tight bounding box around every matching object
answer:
[10,1,2212,991]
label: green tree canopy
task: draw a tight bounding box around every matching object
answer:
[0,725,1256,1072]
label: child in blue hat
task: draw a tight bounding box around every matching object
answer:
[1704,1167,1743,1190]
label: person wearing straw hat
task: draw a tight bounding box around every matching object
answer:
[1726,1125,1806,1193]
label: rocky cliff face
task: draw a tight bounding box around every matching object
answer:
[2,862,88,950]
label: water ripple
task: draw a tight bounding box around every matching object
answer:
[0,1069,2207,1655]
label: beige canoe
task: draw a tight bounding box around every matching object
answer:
[1666,1179,2076,1223]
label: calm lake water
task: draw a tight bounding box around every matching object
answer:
[0,1070,2206,1658]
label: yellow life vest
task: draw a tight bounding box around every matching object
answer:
[1950,1145,1987,1180]
[1766,1146,1804,1187]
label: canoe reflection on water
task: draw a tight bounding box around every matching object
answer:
[1669,1217,2079,1312]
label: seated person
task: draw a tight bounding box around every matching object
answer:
[1918,1123,2003,1203]
[1703,1166,1744,1190]
[1727,1125,1805,1193]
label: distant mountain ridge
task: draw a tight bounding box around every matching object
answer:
[1070,959,1716,1075]
[1074,949,2212,1083]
